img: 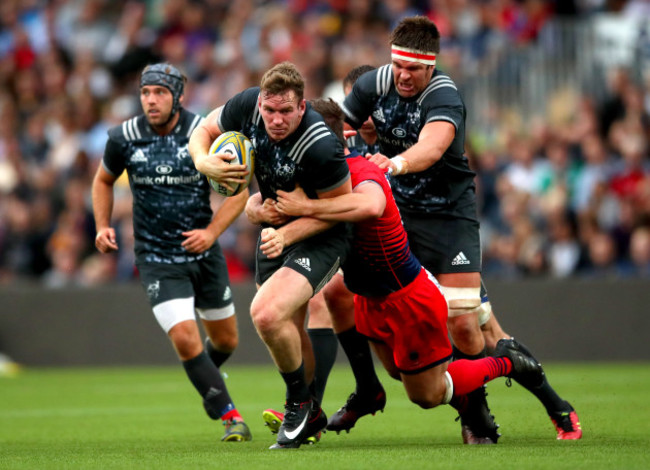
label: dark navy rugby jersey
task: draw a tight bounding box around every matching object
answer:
[342,152,421,297]
[217,87,350,227]
[341,65,477,215]
[102,108,212,264]
[346,133,380,157]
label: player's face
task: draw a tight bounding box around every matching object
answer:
[259,90,306,142]
[140,85,174,127]
[391,59,434,98]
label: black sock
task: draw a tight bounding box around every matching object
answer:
[308,328,338,404]
[280,361,311,402]
[452,345,487,361]
[337,327,381,394]
[510,339,571,414]
[182,351,234,419]
[204,337,232,368]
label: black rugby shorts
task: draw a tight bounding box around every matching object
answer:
[255,225,351,294]
[137,250,232,309]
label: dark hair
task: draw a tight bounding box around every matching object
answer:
[390,16,440,54]
[310,98,345,146]
[260,61,305,101]
[343,65,376,91]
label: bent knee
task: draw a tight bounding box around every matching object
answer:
[409,391,444,410]
[208,335,238,353]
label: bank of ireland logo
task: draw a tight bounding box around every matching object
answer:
[392,128,406,138]
[156,165,173,174]
[147,280,160,300]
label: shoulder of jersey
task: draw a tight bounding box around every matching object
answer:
[107,110,204,144]
[417,71,459,104]
[286,111,339,163]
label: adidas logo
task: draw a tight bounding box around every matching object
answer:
[130,149,147,162]
[451,252,471,266]
[205,387,222,399]
[223,286,232,302]
[372,108,386,123]
[294,257,311,271]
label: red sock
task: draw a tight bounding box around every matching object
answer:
[447,357,512,396]
[221,409,243,423]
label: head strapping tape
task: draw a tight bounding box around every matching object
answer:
[391,45,437,66]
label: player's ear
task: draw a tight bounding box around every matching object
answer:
[299,99,306,116]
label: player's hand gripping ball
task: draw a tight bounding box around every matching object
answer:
[207,131,255,196]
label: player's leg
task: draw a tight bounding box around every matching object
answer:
[192,253,251,441]
[370,323,544,416]
[323,273,386,433]
[251,266,313,394]
[203,315,237,367]
[437,271,500,444]
[306,289,338,405]
[479,282,582,440]
[401,204,499,444]
[199,315,251,442]
[252,266,328,449]
[255,229,350,449]
[138,261,250,442]
[399,351,543,412]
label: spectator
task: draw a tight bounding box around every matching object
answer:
[627,225,650,277]
[0,0,649,285]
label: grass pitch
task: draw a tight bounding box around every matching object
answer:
[1,362,649,469]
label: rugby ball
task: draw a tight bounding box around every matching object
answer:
[207,131,255,196]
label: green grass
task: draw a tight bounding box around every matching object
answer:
[1,363,649,469]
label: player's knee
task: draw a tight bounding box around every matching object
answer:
[208,334,238,353]
[250,302,281,338]
[441,285,482,348]
[169,324,202,360]
[448,311,482,342]
[408,387,445,409]
[449,313,479,336]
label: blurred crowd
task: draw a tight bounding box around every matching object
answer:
[0,0,649,287]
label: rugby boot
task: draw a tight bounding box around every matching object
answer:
[262,409,284,434]
[549,404,582,440]
[326,386,386,433]
[270,399,327,449]
[221,419,252,442]
[495,338,545,389]
[458,385,500,444]
[263,408,320,444]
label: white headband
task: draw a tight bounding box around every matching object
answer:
[391,44,437,65]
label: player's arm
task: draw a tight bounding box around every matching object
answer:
[245,191,291,227]
[367,120,455,175]
[260,179,352,258]
[181,189,249,253]
[276,182,386,222]
[188,106,247,186]
[91,164,119,253]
